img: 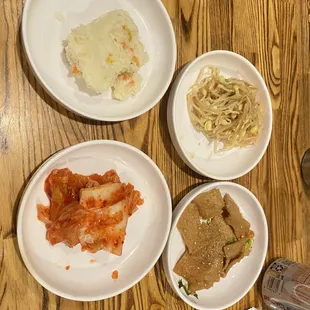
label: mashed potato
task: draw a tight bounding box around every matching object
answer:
[65,10,149,100]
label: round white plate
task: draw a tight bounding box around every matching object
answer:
[22,0,176,121]
[167,51,272,180]
[17,140,172,301]
[163,182,268,310]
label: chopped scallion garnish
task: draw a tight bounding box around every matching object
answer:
[245,238,254,249]
[178,280,198,299]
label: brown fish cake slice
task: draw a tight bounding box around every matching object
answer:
[193,189,224,219]
[210,216,236,246]
[193,216,236,254]
[224,236,248,261]
[221,254,245,277]
[221,237,247,275]
[183,217,235,291]
[223,194,250,239]
[174,250,223,292]
[187,238,226,291]
[188,261,222,292]
[177,203,201,253]
[173,251,202,280]
[174,194,248,293]
[173,241,223,279]
[221,232,253,276]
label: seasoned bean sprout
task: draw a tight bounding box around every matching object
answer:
[187,66,263,152]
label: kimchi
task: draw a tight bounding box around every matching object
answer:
[37,168,144,256]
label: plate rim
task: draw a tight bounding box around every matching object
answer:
[163,181,268,310]
[167,50,273,180]
[17,140,172,301]
[22,0,177,122]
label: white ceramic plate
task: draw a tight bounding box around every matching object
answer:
[22,0,176,121]
[17,140,172,301]
[163,182,268,310]
[167,51,272,180]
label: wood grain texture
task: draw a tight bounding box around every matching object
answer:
[0,0,309,309]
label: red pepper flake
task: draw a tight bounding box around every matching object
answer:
[65,265,70,270]
[89,259,96,263]
[111,270,118,279]
[248,230,255,238]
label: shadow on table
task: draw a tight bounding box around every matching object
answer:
[16,25,122,127]
[171,183,210,208]
[157,65,212,199]
[156,258,180,299]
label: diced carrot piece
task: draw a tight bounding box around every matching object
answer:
[72,65,80,74]
[129,80,135,86]
[132,56,140,67]
[122,25,132,41]
[65,265,70,270]
[112,270,118,279]
[120,73,130,80]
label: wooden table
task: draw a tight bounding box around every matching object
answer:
[1,0,310,309]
